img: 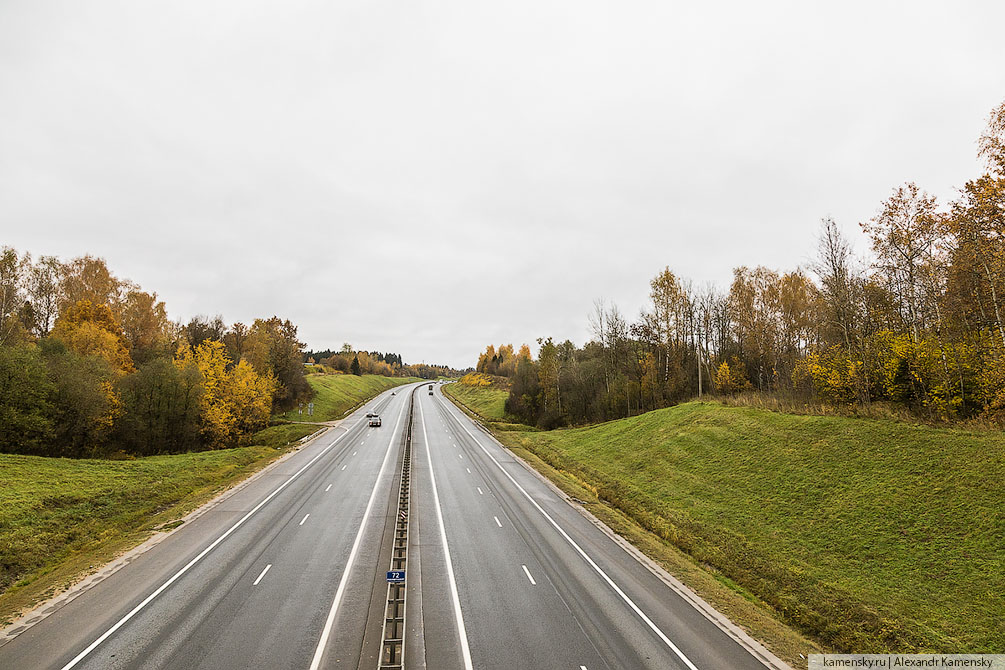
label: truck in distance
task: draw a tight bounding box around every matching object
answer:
[367,412,381,427]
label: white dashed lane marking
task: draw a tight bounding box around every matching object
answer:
[253,564,272,586]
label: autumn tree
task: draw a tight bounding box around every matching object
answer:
[946,175,1005,347]
[176,340,230,447]
[175,340,275,448]
[226,359,276,437]
[729,266,782,390]
[505,355,540,424]
[537,337,561,425]
[243,316,311,410]
[979,98,1005,176]
[777,270,819,376]
[641,268,691,392]
[183,315,226,348]
[120,290,173,364]
[495,344,518,377]
[51,300,135,374]
[59,255,130,318]
[861,183,942,343]
[224,322,250,366]
[476,345,497,374]
[714,360,748,395]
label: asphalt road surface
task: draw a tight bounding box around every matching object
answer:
[0,383,783,670]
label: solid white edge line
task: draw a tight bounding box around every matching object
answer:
[521,565,536,585]
[299,514,310,526]
[253,564,272,586]
[308,391,409,670]
[440,397,701,670]
[418,400,474,670]
[58,421,356,670]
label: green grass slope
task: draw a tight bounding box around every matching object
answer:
[443,382,509,421]
[0,444,291,624]
[277,374,419,423]
[497,402,1004,653]
[250,422,320,448]
[442,374,531,430]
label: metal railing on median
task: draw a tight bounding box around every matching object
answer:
[378,389,413,670]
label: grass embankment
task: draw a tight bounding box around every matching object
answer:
[251,422,319,447]
[442,373,532,430]
[491,402,1004,657]
[277,374,420,423]
[0,445,288,626]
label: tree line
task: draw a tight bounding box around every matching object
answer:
[306,344,461,379]
[483,99,1005,428]
[0,253,312,457]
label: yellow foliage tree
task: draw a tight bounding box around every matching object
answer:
[228,359,276,436]
[176,341,230,446]
[793,347,860,404]
[51,300,134,374]
[713,360,749,395]
[459,372,491,387]
[120,290,172,363]
[176,340,275,448]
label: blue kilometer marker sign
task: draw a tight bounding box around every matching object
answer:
[386,571,405,583]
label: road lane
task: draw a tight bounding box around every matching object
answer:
[309,391,409,670]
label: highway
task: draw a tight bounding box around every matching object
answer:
[0,382,785,670]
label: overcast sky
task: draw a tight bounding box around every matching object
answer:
[2,1,1004,369]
